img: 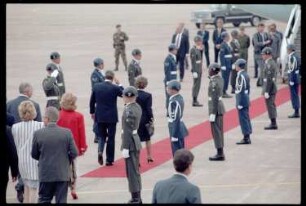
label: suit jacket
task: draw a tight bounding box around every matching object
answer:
[6,95,42,123]
[31,123,78,182]
[235,70,250,108]
[57,109,88,155]
[89,81,123,123]
[90,68,105,90]
[152,174,201,203]
[262,58,278,95]
[213,28,226,45]
[6,112,15,127]
[208,75,225,115]
[164,54,178,85]
[252,32,271,55]
[172,33,190,58]
[287,52,301,84]
[197,30,209,52]
[219,42,232,69]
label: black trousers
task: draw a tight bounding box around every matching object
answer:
[177,55,186,80]
[0,177,8,204]
[204,48,210,67]
[214,47,220,63]
[98,122,117,163]
[38,181,68,203]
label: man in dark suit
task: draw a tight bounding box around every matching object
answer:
[32,106,78,203]
[213,18,226,63]
[172,24,190,82]
[6,112,15,127]
[90,70,124,166]
[152,149,201,203]
[197,23,210,67]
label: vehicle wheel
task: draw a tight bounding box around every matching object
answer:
[250,16,261,26]
[232,22,241,27]
[195,23,200,29]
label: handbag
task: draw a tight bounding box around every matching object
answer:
[145,121,155,137]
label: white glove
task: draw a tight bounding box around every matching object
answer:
[289,81,294,86]
[209,114,216,122]
[122,149,130,158]
[171,137,179,142]
[232,64,236,70]
[264,92,270,99]
[192,72,198,79]
[237,105,243,110]
[51,69,59,78]
[221,66,226,71]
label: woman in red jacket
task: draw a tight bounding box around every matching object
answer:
[57,92,88,200]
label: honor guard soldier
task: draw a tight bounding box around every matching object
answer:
[261,47,278,130]
[190,35,204,107]
[113,24,129,71]
[208,63,226,161]
[50,51,66,98]
[164,44,178,109]
[121,86,143,204]
[128,49,142,86]
[230,30,241,94]
[90,57,105,143]
[287,44,301,118]
[234,59,252,144]
[42,63,61,110]
[219,31,233,98]
[166,80,189,157]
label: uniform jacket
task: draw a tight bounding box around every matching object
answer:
[50,63,65,96]
[230,39,240,64]
[252,32,271,55]
[287,51,301,84]
[238,34,250,50]
[270,32,282,58]
[128,59,142,86]
[42,76,61,99]
[164,54,177,85]
[167,94,188,139]
[262,58,278,95]
[31,123,78,182]
[121,102,142,152]
[213,28,226,45]
[219,41,232,69]
[171,33,190,58]
[89,81,123,123]
[152,174,201,204]
[190,46,203,74]
[57,109,88,155]
[208,75,226,115]
[197,30,209,52]
[90,68,105,90]
[7,95,42,123]
[235,70,250,108]
[113,31,129,49]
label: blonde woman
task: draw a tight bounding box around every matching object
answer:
[57,92,87,200]
[11,101,44,203]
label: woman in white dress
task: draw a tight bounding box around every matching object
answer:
[12,101,44,203]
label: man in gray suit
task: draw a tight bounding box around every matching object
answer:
[121,86,143,204]
[152,149,201,203]
[31,106,78,203]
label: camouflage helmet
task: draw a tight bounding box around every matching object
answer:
[132,49,142,56]
[46,63,57,72]
[93,58,104,67]
[50,51,60,60]
[167,80,181,91]
[168,43,178,51]
[235,58,247,69]
[221,31,229,40]
[123,86,138,97]
[231,30,239,37]
[208,63,221,72]
[261,47,273,55]
[287,44,296,51]
[194,35,203,42]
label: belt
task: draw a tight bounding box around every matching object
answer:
[295,70,299,74]
[196,60,201,64]
[224,54,232,58]
[244,90,249,94]
[132,130,137,135]
[263,78,276,82]
[234,53,239,57]
[57,83,64,87]
[168,118,183,123]
[170,71,177,75]
[208,97,222,101]
[46,96,59,100]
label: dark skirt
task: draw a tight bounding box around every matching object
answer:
[138,122,151,142]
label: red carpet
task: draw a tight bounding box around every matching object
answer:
[82,86,295,178]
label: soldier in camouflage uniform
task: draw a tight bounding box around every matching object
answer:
[121,86,143,204]
[113,24,129,71]
[190,35,204,107]
[230,30,240,94]
[238,25,250,71]
[42,63,61,110]
[261,47,278,130]
[128,49,142,86]
[207,63,226,161]
[50,51,66,98]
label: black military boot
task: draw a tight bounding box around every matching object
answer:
[288,109,300,118]
[192,97,203,107]
[264,118,278,130]
[256,78,263,87]
[231,87,235,94]
[236,134,251,145]
[94,135,98,143]
[209,148,225,161]
[222,92,232,98]
[128,192,142,204]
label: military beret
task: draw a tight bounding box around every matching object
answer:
[194,35,203,42]
[261,47,273,55]
[168,43,178,51]
[132,49,141,56]
[123,86,138,97]
[50,51,60,60]
[235,58,247,69]
[231,30,239,37]
[93,58,104,67]
[221,31,229,39]
[287,44,296,51]
[208,63,221,72]
[116,24,121,28]
[46,63,57,71]
[167,80,181,91]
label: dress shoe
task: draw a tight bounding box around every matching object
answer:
[16,190,24,203]
[105,162,113,166]
[71,192,78,200]
[222,93,232,98]
[94,136,98,143]
[264,124,278,130]
[253,75,258,78]
[209,154,225,161]
[147,158,154,163]
[98,153,103,165]
[236,138,251,145]
[288,113,300,118]
[128,198,142,204]
[231,89,235,94]
[192,102,203,107]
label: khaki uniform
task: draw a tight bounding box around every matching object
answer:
[238,34,250,70]
[190,46,203,100]
[50,63,66,97]
[42,76,61,110]
[208,75,226,149]
[128,59,142,86]
[113,31,129,70]
[230,39,240,91]
[121,102,142,193]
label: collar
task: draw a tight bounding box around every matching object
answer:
[265,57,272,64]
[169,93,179,101]
[125,102,136,107]
[210,74,219,79]
[105,79,112,83]
[237,70,244,76]
[47,122,57,127]
[19,94,29,98]
[174,172,188,179]
[288,51,295,57]
[133,58,140,64]
[137,88,144,91]
[169,53,176,61]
